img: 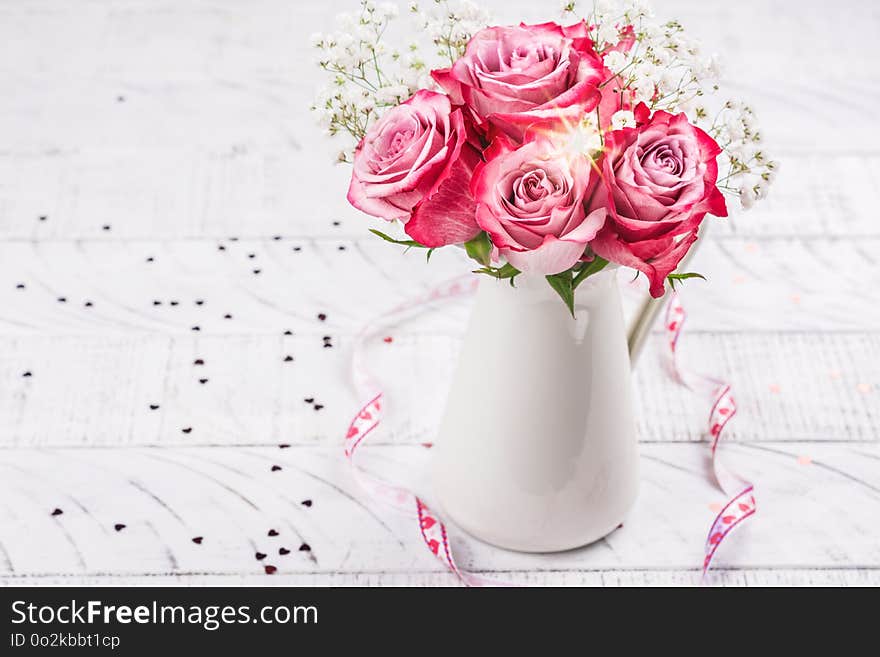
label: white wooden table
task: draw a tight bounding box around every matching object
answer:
[0,0,877,586]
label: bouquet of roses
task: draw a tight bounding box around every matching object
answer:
[311,0,776,313]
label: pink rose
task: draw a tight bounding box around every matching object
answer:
[587,104,728,297]
[347,89,481,247]
[432,22,604,140]
[472,136,606,274]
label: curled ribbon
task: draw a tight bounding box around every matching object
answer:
[344,278,755,584]
[663,292,756,578]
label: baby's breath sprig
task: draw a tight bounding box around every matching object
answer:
[310,1,430,158]
[562,0,776,208]
[311,0,490,160]
[409,0,490,65]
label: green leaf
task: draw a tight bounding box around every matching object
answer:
[471,261,520,282]
[545,271,575,318]
[464,232,492,267]
[425,248,435,262]
[494,262,520,279]
[572,256,608,290]
[369,228,426,248]
[666,272,706,291]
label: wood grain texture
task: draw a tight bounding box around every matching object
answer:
[6,569,879,587]
[0,151,876,240]
[0,237,877,336]
[0,0,877,586]
[0,331,876,448]
[0,0,877,240]
[0,442,877,585]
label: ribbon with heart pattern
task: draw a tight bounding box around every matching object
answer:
[345,276,502,586]
[344,276,754,584]
[663,292,756,577]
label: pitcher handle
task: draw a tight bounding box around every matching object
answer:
[626,295,662,367]
[624,225,706,367]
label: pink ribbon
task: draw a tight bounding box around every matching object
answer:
[344,278,755,584]
[663,292,756,577]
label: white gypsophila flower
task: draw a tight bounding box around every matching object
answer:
[410,0,490,63]
[632,84,654,103]
[379,2,399,18]
[624,0,653,19]
[596,22,620,47]
[595,0,616,16]
[611,109,636,130]
[603,50,628,73]
[642,22,663,40]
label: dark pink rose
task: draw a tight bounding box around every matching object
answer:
[472,135,606,274]
[347,89,481,247]
[432,22,604,141]
[587,104,728,297]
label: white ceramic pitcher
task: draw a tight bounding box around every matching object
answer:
[432,269,644,552]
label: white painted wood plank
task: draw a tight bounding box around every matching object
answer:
[4,569,879,587]
[0,0,875,156]
[0,0,875,587]
[0,152,873,240]
[0,332,876,448]
[0,442,876,583]
[0,238,877,336]
[0,0,876,240]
